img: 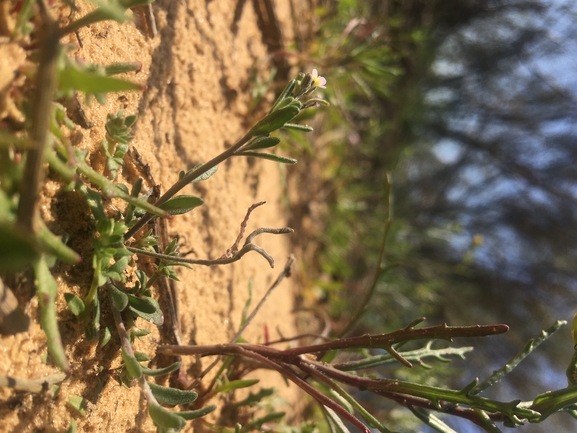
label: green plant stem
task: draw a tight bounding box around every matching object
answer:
[332,342,474,371]
[124,131,254,240]
[337,172,393,337]
[470,320,566,395]
[75,160,169,218]
[17,0,59,233]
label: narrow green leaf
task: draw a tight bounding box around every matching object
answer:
[179,405,217,420]
[107,256,130,279]
[188,163,219,183]
[215,379,259,394]
[249,105,300,136]
[324,406,352,433]
[104,62,142,76]
[243,136,281,151]
[60,66,141,97]
[148,382,198,405]
[121,347,142,379]
[238,151,297,165]
[34,257,69,372]
[159,195,204,215]
[127,295,164,325]
[233,388,275,408]
[64,293,85,316]
[283,123,314,132]
[269,79,296,112]
[141,361,181,377]
[148,403,186,430]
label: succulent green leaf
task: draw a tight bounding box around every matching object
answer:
[215,379,259,393]
[243,136,281,151]
[141,362,181,377]
[121,346,142,379]
[108,284,128,311]
[134,351,150,362]
[64,293,85,316]
[159,195,204,215]
[148,403,186,430]
[148,382,198,405]
[127,294,164,325]
[34,257,69,372]
[100,325,112,348]
[179,405,217,420]
[106,256,130,280]
[239,151,297,165]
[249,105,300,136]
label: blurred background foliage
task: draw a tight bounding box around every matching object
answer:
[285,0,577,431]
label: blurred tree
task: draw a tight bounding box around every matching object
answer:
[294,0,577,431]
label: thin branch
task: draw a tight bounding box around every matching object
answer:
[17,0,59,232]
[220,201,266,258]
[128,227,293,268]
[0,372,66,393]
[337,172,394,337]
[124,131,254,240]
[188,255,295,391]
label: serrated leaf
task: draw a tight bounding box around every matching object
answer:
[109,284,129,311]
[159,195,204,215]
[233,388,276,408]
[127,294,164,325]
[64,293,85,316]
[243,136,281,151]
[121,347,142,379]
[142,362,181,377]
[249,105,300,135]
[179,405,217,420]
[148,382,198,405]
[148,402,186,430]
[239,151,297,164]
[215,379,259,393]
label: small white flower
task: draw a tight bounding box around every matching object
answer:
[311,69,327,89]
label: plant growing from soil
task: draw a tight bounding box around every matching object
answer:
[3,1,577,433]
